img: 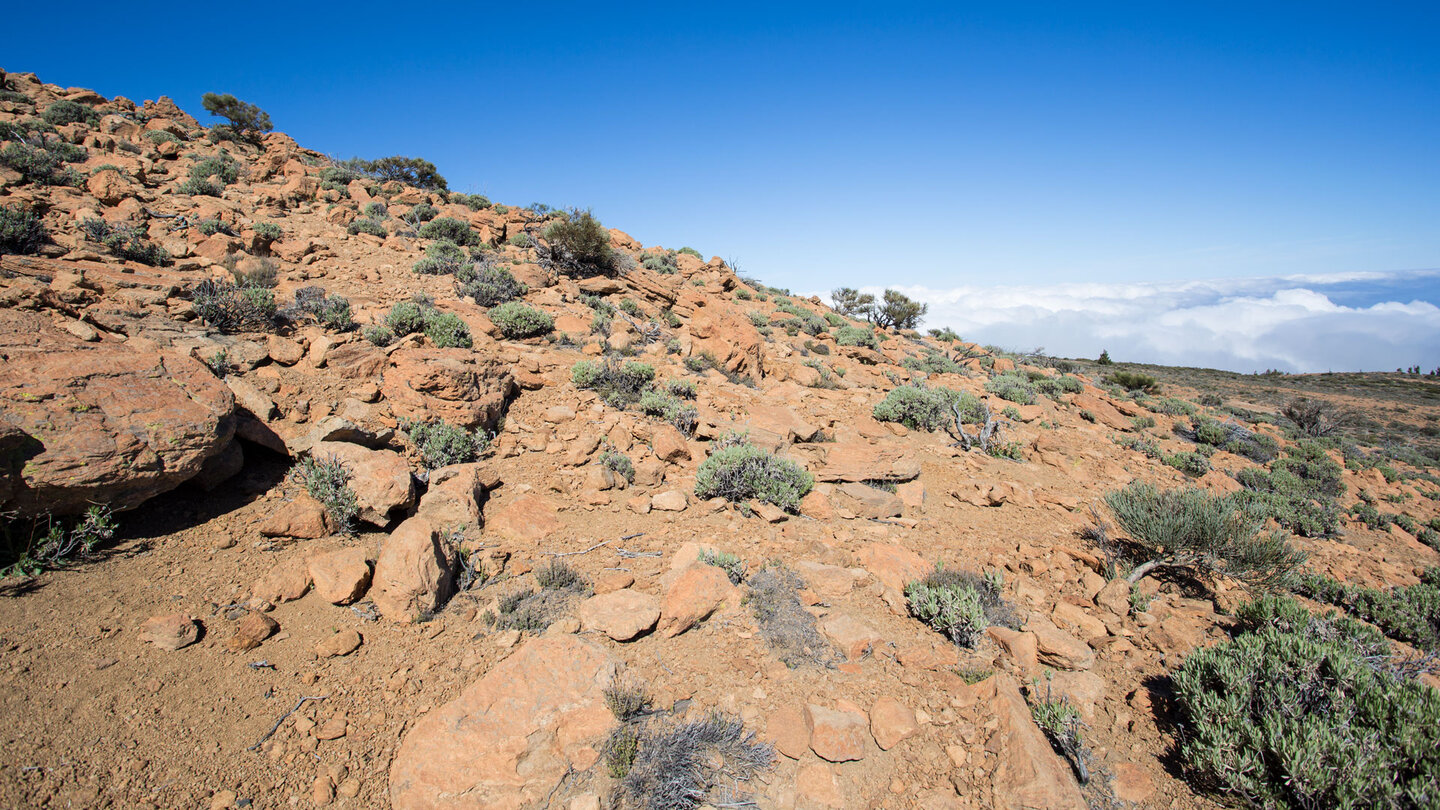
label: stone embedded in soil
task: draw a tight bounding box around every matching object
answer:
[987,626,1039,675]
[819,612,885,661]
[805,703,868,762]
[251,558,312,604]
[258,493,333,539]
[140,614,200,651]
[1111,761,1156,804]
[651,425,691,463]
[657,564,735,637]
[794,760,846,809]
[371,516,457,622]
[1094,577,1131,617]
[766,705,811,760]
[1028,618,1095,671]
[869,697,919,750]
[315,629,362,658]
[650,490,688,512]
[484,493,563,542]
[389,636,616,810]
[856,542,929,594]
[225,611,278,652]
[307,548,372,605]
[577,589,660,641]
[980,674,1088,810]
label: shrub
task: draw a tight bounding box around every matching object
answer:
[348,156,447,191]
[455,262,527,306]
[0,140,85,186]
[449,193,489,210]
[1283,397,1341,438]
[614,714,774,810]
[291,455,359,533]
[422,310,472,348]
[347,218,387,238]
[178,177,220,196]
[252,221,282,246]
[699,550,745,585]
[417,216,478,245]
[1294,571,1440,653]
[902,350,965,375]
[488,302,553,338]
[666,379,697,399]
[873,384,980,431]
[683,352,716,373]
[190,154,241,186]
[1164,450,1212,477]
[834,325,879,348]
[871,289,928,330]
[1106,370,1159,393]
[905,567,1018,647]
[1171,610,1440,808]
[1103,482,1306,590]
[189,278,275,332]
[0,204,47,255]
[638,390,698,434]
[541,208,616,276]
[363,201,388,219]
[1027,679,1088,783]
[41,100,98,127]
[572,359,655,408]
[1,506,115,580]
[385,300,427,336]
[287,286,353,331]
[694,443,813,512]
[1233,440,1345,536]
[1151,397,1196,416]
[363,324,395,346]
[746,565,839,667]
[201,93,273,138]
[488,562,590,631]
[985,371,1037,405]
[144,129,180,145]
[408,202,438,222]
[598,447,635,484]
[413,240,467,275]
[400,418,489,469]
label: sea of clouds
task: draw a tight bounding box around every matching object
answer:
[834,269,1440,374]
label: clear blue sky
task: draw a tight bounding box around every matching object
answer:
[7,2,1437,295]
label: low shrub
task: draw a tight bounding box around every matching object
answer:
[540,208,617,276]
[1151,397,1196,416]
[1171,601,1440,808]
[694,442,813,512]
[455,262,527,306]
[291,455,360,533]
[902,350,965,375]
[638,390,698,434]
[422,310,471,348]
[0,204,47,255]
[905,567,1018,647]
[1106,370,1160,393]
[599,448,635,483]
[1,506,115,580]
[347,217,387,238]
[572,359,655,408]
[834,325,879,348]
[363,324,395,346]
[614,714,774,810]
[487,302,553,338]
[412,240,467,275]
[41,99,98,127]
[665,379,697,399]
[683,352,717,373]
[873,384,981,431]
[417,216,477,245]
[400,418,490,469]
[1164,450,1212,477]
[1295,570,1440,653]
[699,550,745,584]
[1104,481,1306,590]
[189,278,275,332]
[0,139,85,186]
[985,371,1037,405]
[746,565,839,667]
[286,286,353,331]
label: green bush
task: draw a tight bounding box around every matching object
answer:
[678,246,703,259]
[144,129,180,145]
[449,193,489,210]
[1,506,116,580]
[684,352,717,373]
[178,177,220,196]
[423,310,472,348]
[1103,481,1306,589]
[364,324,395,346]
[412,240,468,275]
[1172,604,1440,808]
[385,301,427,336]
[1106,370,1160,393]
[873,384,981,431]
[833,325,879,349]
[1295,570,1440,653]
[345,155,447,191]
[287,286,353,331]
[700,550,745,584]
[905,567,1016,647]
[77,219,168,266]
[666,379,697,399]
[488,302,553,338]
[0,140,85,186]
[400,418,490,469]
[638,390,698,434]
[41,100,98,127]
[541,209,617,276]
[984,372,1037,405]
[347,217,387,238]
[0,204,47,255]
[456,262,527,306]
[902,350,965,375]
[1152,397,1196,416]
[190,154,240,186]
[291,455,359,533]
[252,221,282,245]
[694,443,813,512]
[408,202,438,222]
[572,360,656,408]
[189,278,275,333]
[1233,441,1344,536]
[418,217,478,245]
[1164,450,1212,477]
[600,448,635,483]
[201,93,273,138]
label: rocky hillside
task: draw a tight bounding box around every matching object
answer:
[2,68,1439,810]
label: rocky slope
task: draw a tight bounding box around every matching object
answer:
[1,67,1437,810]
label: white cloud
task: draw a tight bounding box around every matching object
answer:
[822,270,1440,373]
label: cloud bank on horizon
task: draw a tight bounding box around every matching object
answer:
[840,270,1440,374]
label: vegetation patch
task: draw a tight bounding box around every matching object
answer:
[905,567,1018,647]
[399,418,490,469]
[487,302,553,338]
[291,455,360,534]
[694,442,813,512]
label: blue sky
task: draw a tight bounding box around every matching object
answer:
[6,2,1437,370]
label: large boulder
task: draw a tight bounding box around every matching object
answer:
[382,348,514,430]
[0,312,235,515]
[390,636,617,809]
[310,441,415,527]
[370,517,457,622]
